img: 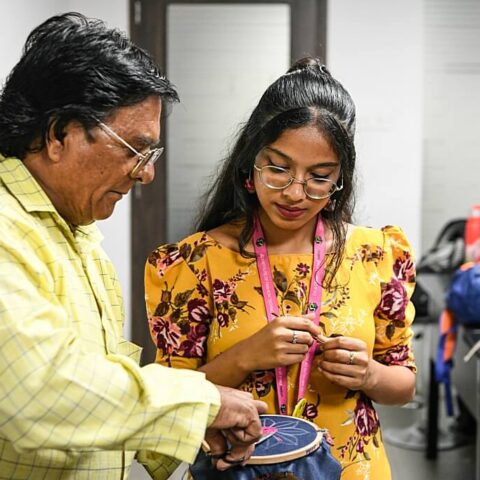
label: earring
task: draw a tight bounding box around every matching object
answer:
[244,178,255,193]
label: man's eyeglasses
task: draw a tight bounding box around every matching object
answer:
[95,119,164,179]
[253,164,343,200]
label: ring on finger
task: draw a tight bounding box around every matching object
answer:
[348,351,356,365]
[291,330,298,344]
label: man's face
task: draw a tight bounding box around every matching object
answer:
[45,95,162,226]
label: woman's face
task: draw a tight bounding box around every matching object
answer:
[253,125,341,233]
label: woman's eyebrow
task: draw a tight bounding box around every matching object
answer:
[265,146,339,169]
[264,146,291,161]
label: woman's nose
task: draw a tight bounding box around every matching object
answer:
[282,179,306,200]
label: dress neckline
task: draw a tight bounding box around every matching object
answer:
[201,224,360,257]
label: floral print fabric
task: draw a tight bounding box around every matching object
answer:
[145,226,416,479]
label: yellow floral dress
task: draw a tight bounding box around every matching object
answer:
[145,225,416,480]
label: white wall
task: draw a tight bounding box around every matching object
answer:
[60,0,131,339]
[0,0,132,338]
[166,4,290,242]
[327,0,424,255]
[0,1,57,80]
[422,0,480,250]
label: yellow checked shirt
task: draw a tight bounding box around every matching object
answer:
[0,156,220,480]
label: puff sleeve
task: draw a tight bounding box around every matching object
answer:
[145,236,213,371]
[372,226,417,372]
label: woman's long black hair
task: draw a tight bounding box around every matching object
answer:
[196,58,356,287]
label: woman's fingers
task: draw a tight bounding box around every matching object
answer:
[320,335,366,353]
[283,328,314,347]
[321,347,367,366]
[315,336,371,389]
[275,315,323,342]
[320,360,365,377]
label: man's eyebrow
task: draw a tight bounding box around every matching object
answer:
[130,135,162,149]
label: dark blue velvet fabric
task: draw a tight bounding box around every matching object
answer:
[190,415,341,480]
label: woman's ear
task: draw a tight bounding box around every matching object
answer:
[244,177,255,193]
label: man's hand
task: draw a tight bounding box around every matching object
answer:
[205,386,267,470]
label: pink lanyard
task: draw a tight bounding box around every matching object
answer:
[253,214,326,415]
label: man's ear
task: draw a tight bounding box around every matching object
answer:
[45,121,65,163]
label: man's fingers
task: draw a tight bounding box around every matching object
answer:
[216,444,255,471]
[254,399,268,415]
[204,429,227,459]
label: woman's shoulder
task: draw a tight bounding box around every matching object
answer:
[206,221,248,253]
[146,231,216,275]
[148,231,206,259]
[346,224,415,270]
[348,224,412,249]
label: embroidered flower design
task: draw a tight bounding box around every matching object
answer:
[212,279,234,304]
[301,393,320,421]
[375,344,410,366]
[253,370,275,397]
[302,401,318,421]
[217,312,229,328]
[149,317,181,357]
[393,252,415,283]
[154,248,181,277]
[296,263,310,277]
[196,283,209,297]
[339,394,381,464]
[375,278,408,322]
[354,396,379,437]
[187,298,211,323]
[179,323,209,357]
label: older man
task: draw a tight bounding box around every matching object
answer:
[0,12,266,480]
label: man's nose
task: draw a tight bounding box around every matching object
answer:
[134,162,155,185]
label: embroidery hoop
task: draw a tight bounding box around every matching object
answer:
[246,414,323,465]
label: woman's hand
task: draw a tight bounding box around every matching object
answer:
[316,335,374,391]
[237,314,322,372]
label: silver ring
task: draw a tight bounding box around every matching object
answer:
[291,330,298,344]
[348,351,355,365]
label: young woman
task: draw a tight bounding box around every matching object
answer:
[145,58,416,479]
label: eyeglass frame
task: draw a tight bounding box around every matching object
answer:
[253,163,343,200]
[94,118,164,179]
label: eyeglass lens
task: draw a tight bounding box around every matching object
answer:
[130,147,164,178]
[259,165,338,199]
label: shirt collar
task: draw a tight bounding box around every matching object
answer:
[0,155,57,213]
[0,155,103,245]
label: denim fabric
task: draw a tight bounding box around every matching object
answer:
[190,440,341,480]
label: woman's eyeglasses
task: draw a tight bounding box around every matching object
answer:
[253,164,342,200]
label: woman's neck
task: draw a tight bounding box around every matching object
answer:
[257,210,319,255]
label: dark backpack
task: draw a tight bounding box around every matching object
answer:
[417,219,466,274]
